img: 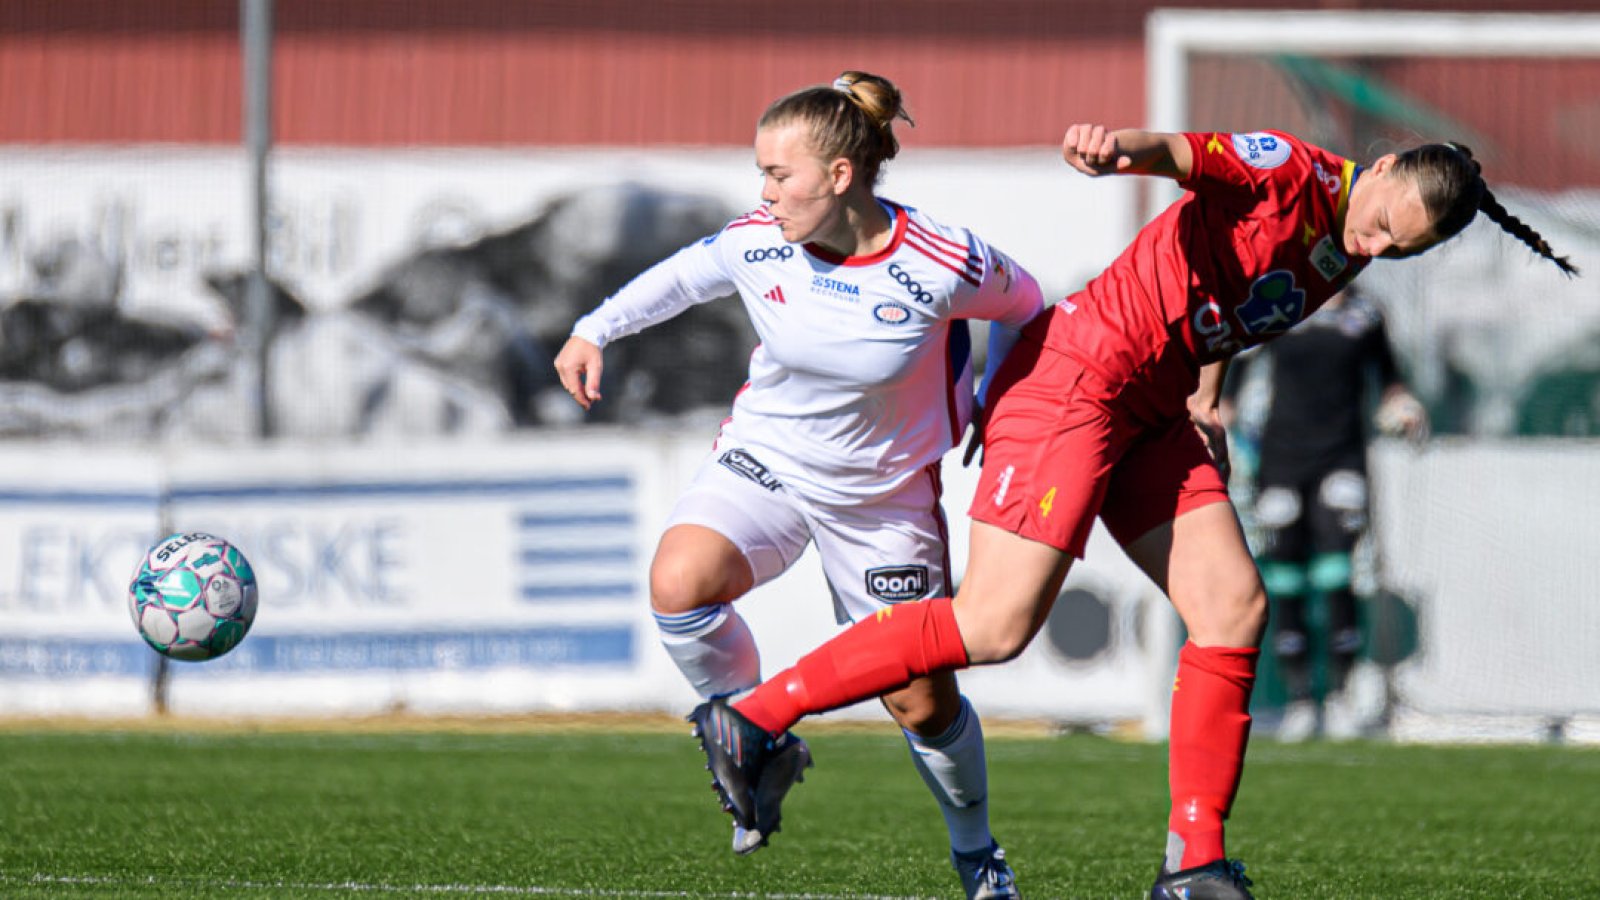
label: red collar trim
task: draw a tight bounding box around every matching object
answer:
[804,202,907,267]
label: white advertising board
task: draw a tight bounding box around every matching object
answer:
[0,446,165,714]
[0,432,1163,724]
[4,434,1592,737]
[1371,440,1600,738]
[0,146,1134,325]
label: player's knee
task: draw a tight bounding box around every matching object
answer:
[958,617,1034,665]
[1184,578,1268,647]
[881,677,961,735]
[882,692,942,734]
[648,553,726,614]
[1239,582,1269,642]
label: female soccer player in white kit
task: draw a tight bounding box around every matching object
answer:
[554,71,1043,899]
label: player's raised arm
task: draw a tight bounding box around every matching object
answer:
[1061,125,1193,180]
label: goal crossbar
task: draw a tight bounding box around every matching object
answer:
[1149,10,1600,134]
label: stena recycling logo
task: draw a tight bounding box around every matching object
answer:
[1232,132,1291,169]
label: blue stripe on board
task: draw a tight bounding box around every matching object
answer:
[517,513,633,528]
[0,639,154,676]
[519,583,635,601]
[173,475,632,502]
[0,626,633,677]
[520,548,634,564]
[0,490,161,506]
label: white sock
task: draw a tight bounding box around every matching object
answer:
[903,695,994,854]
[653,604,760,699]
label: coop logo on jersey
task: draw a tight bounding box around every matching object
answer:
[889,263,935,305]
[873,302,911,324]
[718,449,782,492]
[1237,270,1306,335]
[745,246,794,263]
[1310,235,1348,281]
[865,565,929,603]
[811,274,862,302]
[1231,132,1291,169]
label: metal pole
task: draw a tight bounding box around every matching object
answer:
[243,0,275,439]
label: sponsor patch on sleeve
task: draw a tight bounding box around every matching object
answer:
[1231,132,1291,170]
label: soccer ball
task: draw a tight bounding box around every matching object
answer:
[128,532,259,661]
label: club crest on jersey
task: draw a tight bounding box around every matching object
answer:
[811,274,861,303]
[1231,132,1291,169]
[865,565,930,603]
[873,302,912,325]
[1238,270,1306,335]
[1310,235,1348,281]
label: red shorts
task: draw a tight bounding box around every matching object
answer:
[967,337,1229,558]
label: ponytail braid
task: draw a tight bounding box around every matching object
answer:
[1478,186,1580,277]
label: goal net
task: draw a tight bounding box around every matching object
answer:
[1149,10,1600,742]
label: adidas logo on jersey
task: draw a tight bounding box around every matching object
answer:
[764,286,787,304]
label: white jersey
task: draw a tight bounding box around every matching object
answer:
[573,199,1043,506]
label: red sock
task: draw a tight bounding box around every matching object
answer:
[1167,641,1257,870]
[734,597,969,735]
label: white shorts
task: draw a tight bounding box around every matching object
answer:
[664,446,951,624]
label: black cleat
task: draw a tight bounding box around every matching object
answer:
[952,841,1022,899]
[687,699,812,852]
[1149,859,1254,900]
[732,731,812,854]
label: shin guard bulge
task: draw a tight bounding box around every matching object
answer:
[1167,642,1258,870]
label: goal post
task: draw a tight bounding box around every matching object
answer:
[1143,10,1600,743]
[1146,9,1600,217]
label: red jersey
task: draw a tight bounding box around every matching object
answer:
[1040,130,1368,420]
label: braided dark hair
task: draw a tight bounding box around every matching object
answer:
[1392,143,1578,276]
[758,71,915,188]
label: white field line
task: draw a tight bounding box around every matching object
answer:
[3,873,932,899]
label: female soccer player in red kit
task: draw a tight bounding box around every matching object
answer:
[689,124,1577,898]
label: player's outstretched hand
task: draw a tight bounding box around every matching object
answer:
[1062,124,1131,176]
[554,335,604,410]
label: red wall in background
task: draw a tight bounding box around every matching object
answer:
[2,0,1598,190]
[1,0,1151,148]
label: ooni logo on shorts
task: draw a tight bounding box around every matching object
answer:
[1231,132,1291,169]
[866,565,930,603]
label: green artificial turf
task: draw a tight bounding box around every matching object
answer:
[0,727,1595,898]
